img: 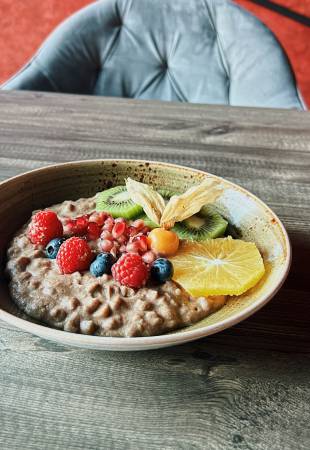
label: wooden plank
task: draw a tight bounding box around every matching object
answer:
[0,91,310,450]
[0,320,310,450]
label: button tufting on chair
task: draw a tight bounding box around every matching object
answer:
[1,0,305,109]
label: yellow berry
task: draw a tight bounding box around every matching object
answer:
[147,228,179,256]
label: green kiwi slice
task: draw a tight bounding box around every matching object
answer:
[96,186,143,219]
[158,189,179,202]
[138,214,160,229]
[159,189,227,240]
[173,205,228,241]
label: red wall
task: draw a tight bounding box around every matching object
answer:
[0,0,309,105]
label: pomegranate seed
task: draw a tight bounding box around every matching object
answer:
[76,216,89,234]
[132,219,145,231]
[133,235,148,252]
[115,217,126,223]
[64,220,76,235]
[103,217,115,232]
[128,226,138,237]
[104,216,115,225]
[89,211,107,226]
[142,226,150,234]
[126,242,140,254]
[103,223,113,233]
[117,235,127,244]
[142,251,156,264]
[100,230,113,240]
[87,222,101,240]
[101,239,113,252]
[112,221,126,239]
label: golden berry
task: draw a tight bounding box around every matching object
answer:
[147,228,179,256]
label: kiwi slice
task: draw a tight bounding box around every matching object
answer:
[157,189,227,240]
[119,186,227,241]
[96,186,143,219]
[139,206,227,241]
[158,189,179,202]
[138,213,160,229]
[172,206,228,241]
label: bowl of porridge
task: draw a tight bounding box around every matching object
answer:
[0,159,290,350]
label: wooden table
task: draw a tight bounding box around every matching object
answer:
[0,90,309,450]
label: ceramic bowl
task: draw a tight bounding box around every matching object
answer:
[0,159,291,351]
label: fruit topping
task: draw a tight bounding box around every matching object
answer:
[45,237,66,259]
[126,178,166,225]
[88,211,108,226]
[28,210,63,246]
[160,178,223,229]
[135,214,159,230]
[65,215,89,236]
[100,239,114,252]
[96,185,143,219]
[125,177,223,230]
[138,205,227,241]
[147,228,179,257]
[150,258,174,284]
[111,253,149,288]
[112,221,126,238]
[170,237,265,296]
[173,205,227,241]
[86,222,101,240]
[102,216,115,232]
[56,237,93,274]
[90,252,115,277]
[142,250,157,264]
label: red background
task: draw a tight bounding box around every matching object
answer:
[0,0,309,106]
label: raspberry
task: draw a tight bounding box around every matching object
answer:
[56,237,93,274]
[28,210,63,246]
[112,253,149,288]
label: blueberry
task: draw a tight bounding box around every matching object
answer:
[90,253,115,277]
[45,237,66,259]
[150,258,174,284]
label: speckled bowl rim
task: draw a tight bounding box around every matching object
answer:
[0,159,291,350]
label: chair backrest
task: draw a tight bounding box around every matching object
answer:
[2,0,305,109]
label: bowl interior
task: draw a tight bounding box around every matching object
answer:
[0,160,289,343]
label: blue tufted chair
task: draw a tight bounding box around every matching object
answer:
[2,0,305,109]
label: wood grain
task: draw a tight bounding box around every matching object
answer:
[0,90,309,450]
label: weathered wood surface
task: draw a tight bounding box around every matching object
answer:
[0,90,309,450]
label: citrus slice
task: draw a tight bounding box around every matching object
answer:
[169,237,265,296]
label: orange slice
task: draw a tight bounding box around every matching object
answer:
[170,237,265,296]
